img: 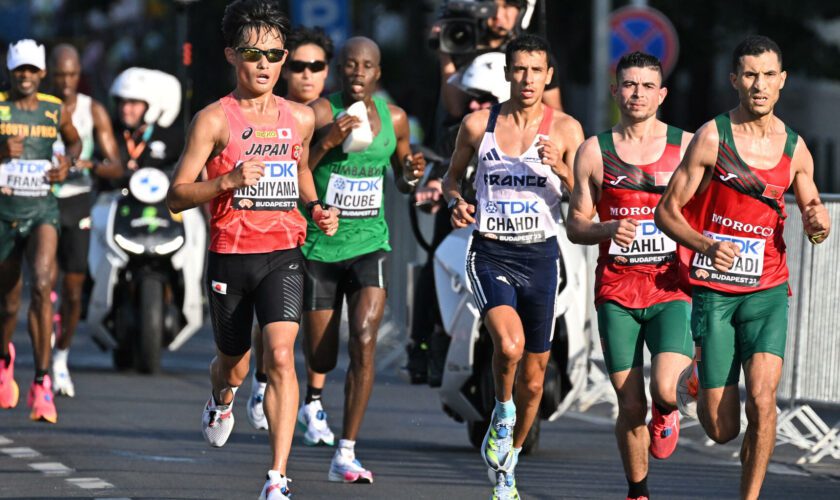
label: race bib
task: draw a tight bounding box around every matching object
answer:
[478,199,545,244]
[325,173,382,218]
[0,159,52,197]
[233,161,298,211]
[690,230,765,287]
[609,220,676,265]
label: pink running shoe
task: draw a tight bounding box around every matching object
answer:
[28,375,58,423]
[0,343,19,409]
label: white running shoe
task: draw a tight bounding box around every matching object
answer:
[52,353,75,398]
[258,470,291,499]
[202,396,234,447]
[328,449,373,483]
[297,400,335,446]
[247,375,268,430]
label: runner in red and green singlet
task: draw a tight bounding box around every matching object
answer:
[567,52,692,500]
[656,36,831,500]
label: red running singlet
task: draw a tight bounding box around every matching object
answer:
[206,94,307,254]
[594,125,689,308]
[679,112,796,293]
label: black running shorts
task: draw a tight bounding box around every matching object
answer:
[57,194,92,274]
[303,250,389,311]
[206,248,304,356]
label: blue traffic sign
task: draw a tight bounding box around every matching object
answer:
[610,6,679,77]
[291,0,350,47]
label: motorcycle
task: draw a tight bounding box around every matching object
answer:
[87,167,205,373]
[431,215,592,454]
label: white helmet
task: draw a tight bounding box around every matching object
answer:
[449,51,510,103]
[109,67,182,128]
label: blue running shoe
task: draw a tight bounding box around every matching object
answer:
[482,410,516,472]
[491,470,519,500]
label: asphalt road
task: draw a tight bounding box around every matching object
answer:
[2,317,839,499]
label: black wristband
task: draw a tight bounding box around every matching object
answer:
[305,200,323,216]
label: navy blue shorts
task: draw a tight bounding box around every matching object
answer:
[466,234,559,353]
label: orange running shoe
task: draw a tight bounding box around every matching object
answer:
[648,403,680,459]
[0,343,19,409]
[27,375,58,423]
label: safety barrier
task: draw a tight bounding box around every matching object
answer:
[776,193,840,463]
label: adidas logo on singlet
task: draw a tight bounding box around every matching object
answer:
[482,148,502,161]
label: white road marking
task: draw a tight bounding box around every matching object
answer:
[28,462,73,475]
[0,435,13,445]
[67,477,114,489]
[1,447,40,458]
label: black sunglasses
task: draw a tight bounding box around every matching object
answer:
[286,60,327,73]
[235,47,287,63]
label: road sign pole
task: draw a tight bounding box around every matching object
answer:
[591,0,611,133]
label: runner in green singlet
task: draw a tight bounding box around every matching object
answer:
[0,39,81,424]
[302,36,425,483]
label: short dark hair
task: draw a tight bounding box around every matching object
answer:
[505,34,550,68]
[615,51,662,81]
[731,35,782,73]
[286,27,334,62]
[221,0,290,48]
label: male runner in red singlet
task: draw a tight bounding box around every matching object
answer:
[166,1,338,498]
[444,35,583,499]
[247,26,335,435]
[656,36,831,500]
[567,52,693,500]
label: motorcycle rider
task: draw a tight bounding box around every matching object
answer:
[443,35,583,499]
[89,67,184,286]
[48,43,124,397]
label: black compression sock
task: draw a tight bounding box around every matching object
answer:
[305,385,322,404]
[627,476,649,499]
[34,369,48,385]
[255,371,268,383]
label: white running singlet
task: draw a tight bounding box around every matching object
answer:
[473,104,563,244]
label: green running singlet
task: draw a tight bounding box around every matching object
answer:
[302,93,396,263]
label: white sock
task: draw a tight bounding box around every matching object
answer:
[214,386,238,407]
[338,439,355,458]
[53,348,69,366]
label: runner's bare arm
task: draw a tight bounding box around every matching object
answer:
[389,104,425,194]
[790,138,831,243]
[567,137,618,245]
[87,100,124,179]
[48,105,82,183]
[656,121,739,271]
[167,104,237,213]
[293,102,339,236]
[555,114,585,191]
[58,104,82,159]
[443,111,484,228]
[307,97,360,170]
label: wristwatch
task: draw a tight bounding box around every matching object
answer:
[305,200,323,215]
[447,196,465,212]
